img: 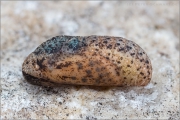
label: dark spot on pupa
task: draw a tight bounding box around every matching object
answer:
[116,43,120,46]
[126,46,132,51]
[145,60,149,64]
[137,67,140,71]
[56,62,72,69]
[108,53,110,56]
[131,60,133,64]
[144,76,146,79]
[140,72,144,76]
[106,57,109,60]
[117,61,121,64]
[140,59,143,62]
[37,58,46,70]
[106,37,111,39]
[96,79,100,84]
[86,70,92,75]
[127,65,131,67]
[116,71,120,76]
[147,66,149,69]
[103,41,108,44]
[124,77,127,79]
[98,74,103,79]
[120,57,123,60]
[95,48,99,51]
[76,62,83,69]
[82,78,87,82]
[89,61,94,66]
[118,48,124,51]
[92,40,96,43]
[26,61,29,64]
[107,44,112,49]
[130,53,135,56]
[139,53,143,55]
[71,77,76,80]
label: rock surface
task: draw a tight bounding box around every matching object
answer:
[1,1,179,119]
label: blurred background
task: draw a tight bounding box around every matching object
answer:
[1,1,179,119]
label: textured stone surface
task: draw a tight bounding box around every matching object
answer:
[1,1,179,119]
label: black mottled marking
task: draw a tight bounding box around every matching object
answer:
[130,53,135,56]
[86,70,92,75]
[108,53,110,56]
[89,61,94,66]
[116,71,120,76]
[96,79,100,84]
[107,44,112,49]
[148,71,150,75]
[82,78,87,82]
[137,67,141,71]
[76,62,83,70]
[61,76,76,80]
[131,60,133,64]
[106,37,111,39]
[144,76,146,79]
[103,41,108,44]
[95,48,99,51]
[37,58,46,70]
[139,53,143,56]
[71,77,76,80]
[140,59,143,62]
[92,40,96,43]
[116,43,120,46]
[56,62,72,69]
[26,61,29,64]
[140,72,144,76]
[126,46,132,51]
[118,48,124,51]
[98,74,103,79]
[106,57,109,60]
[117,61,121,64]
[147,66,149,69]
[124,77,127,79]
[120,57,123,60]
[145,60,149,64]
[127,65,131,67]
[96,67,100,72]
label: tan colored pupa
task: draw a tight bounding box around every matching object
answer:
[22,35,152,87]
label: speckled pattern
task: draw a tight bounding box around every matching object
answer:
[1,1,179,119]
[22,35,152,87]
